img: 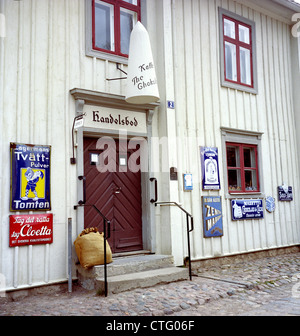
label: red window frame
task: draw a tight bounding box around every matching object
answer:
[92,0,141,57]
[222,15,254,88]
[226,142,260,194]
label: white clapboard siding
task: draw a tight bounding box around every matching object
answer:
[156,0,300,262]
[0,0,128,290]
[0,0,300,289]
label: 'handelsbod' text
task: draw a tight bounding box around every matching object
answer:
[93,111,138,127]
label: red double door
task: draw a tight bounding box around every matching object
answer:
[83,137,143,253]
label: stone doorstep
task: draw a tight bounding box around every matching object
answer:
[76,254,189,293]
[76,254,174,279]
[95,267,189,295]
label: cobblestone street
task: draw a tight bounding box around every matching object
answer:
[0,252,299,317]
[174,281,300,316]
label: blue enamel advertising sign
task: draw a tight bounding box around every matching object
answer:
[231,199,264,221]
[200,147,220,190]
[183,174,193,191]
[278,186,293,201]
[266,196,275,213]
[10,143,51,211]
[202,196,223,238]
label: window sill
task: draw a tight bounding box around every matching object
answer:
[221,81,258,95]
[225,192,265,200]
[85,48,129,65]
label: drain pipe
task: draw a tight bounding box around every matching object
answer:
[68,218,72,293]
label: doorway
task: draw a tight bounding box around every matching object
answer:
[83,137,143,253]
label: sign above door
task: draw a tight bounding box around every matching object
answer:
[82,105,147,134]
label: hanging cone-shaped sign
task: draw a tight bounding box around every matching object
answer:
[125,22,160,104]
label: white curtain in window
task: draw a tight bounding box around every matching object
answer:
[122,0,137,4]
[239,25,250,44]
[240,47,251,85]
[224,19,235,38]
[225,42,237,81]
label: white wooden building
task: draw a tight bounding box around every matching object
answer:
[0,0,300,292]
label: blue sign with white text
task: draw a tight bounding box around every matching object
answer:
[231,199,264,221]
[278,186,293,201]
[167,101,175,109]
[183,174,193,191]
[202,196,223,238]
[200,147,220,190]
[10,143,51,211]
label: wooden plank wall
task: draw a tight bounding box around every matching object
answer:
[159,0,300,261]
[0,0,299,288]
[0,0,129,290]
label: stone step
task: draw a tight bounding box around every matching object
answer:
[95,266,189,295]
[76,254,177,291]
[77,254,174,278]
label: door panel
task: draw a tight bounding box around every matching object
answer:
[83,137,143,253]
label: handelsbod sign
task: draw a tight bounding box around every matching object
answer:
[83,105,147,134]
[9,214,53,247]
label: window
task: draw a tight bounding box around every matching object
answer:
[226,143,259,193]
[221,127,263,198]
[219,8,257,94]
[92,0,140,57]
[86,0,141,62]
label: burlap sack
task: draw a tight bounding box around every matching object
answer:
[74,229,112,269]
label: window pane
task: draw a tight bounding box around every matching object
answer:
[228,169,242,191]
[94,1,114,51]
[239,25,250,44]
[225,42,237,82]
[245,170,257,191]
[224,18,235,39]
[122,0,138,5]
[120,8,137,55]
[243,147,256,168]
[227,145,240,167]
[240,47,251,85]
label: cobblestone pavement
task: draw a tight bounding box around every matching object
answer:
[0,252,299,317]
[174,282,300,316]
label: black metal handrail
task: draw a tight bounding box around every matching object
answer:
[75,175,111,296]
[155,201,194,280]
[90,204,111,298]
[150,178,158,203]
[75,202,111,297]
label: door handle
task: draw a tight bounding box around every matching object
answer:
[114,186,122,194]
[106,220,111,239]
[150,177,158,203]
